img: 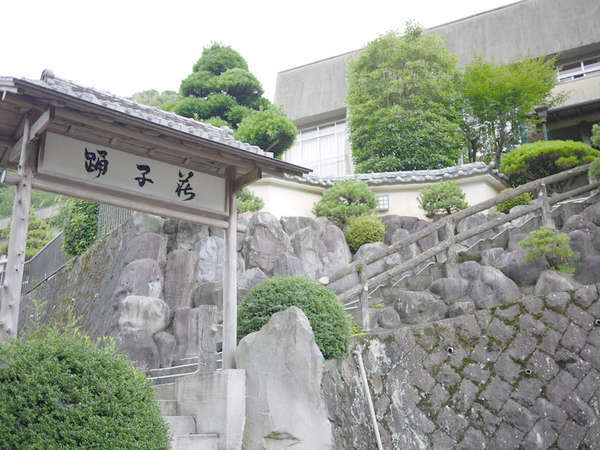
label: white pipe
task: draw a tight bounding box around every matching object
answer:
[353,350,383,450]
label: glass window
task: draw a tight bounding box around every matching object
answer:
[376,195,389,211]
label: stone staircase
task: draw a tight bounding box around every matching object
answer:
[150,357,220,450]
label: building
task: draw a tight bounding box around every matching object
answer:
[274,0,600,177]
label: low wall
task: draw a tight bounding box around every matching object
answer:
[323,295,600,449]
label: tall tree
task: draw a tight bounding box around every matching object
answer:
[462,55,560,167]
[164,43,297,157]
[347,24,466,173]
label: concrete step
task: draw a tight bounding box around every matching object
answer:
[173,433,219,450]
[147,362,198,378]
[158,399,177,416]
[164,416,196,436]
[152,382,176,401]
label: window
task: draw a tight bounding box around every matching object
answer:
[376,194,389,211]
[558,57,600,82]
[282,120,352,176]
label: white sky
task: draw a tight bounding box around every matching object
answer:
[2,0,518,101]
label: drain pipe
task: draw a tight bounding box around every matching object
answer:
[353,350,383,450]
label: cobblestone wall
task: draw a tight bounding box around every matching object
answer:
[323,287,600,449]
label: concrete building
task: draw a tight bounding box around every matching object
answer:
[274,0,600,177]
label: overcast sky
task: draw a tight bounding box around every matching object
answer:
[3,0,517,101]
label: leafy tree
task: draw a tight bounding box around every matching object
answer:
[0,212,56,259]
[520,226,579,273]
[165,43,296,157]
[237,187,264,214]
[0,186,62,218]
[347,24,465,172]
[0,327,169,448]
[130,89,179,108]
[463,55,560,167]
[60,199,99,257]
[312,179,377,228]
[418,181,468,218]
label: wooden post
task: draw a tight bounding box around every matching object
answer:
[445,220,459,278]
[358,264,369,331]
[0,116,33,342]
[539,183,553,228]
[222,167,237,369]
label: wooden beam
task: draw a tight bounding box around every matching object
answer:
[28,106,54,142]
[234,168,261,192]
[3,172,230,229]
[0,117,33,342]
[222,167,237,370]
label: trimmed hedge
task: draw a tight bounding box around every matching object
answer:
[500,140,600,185]
[496,188,533,214]
[345,215,386,252]
[238,276,351,359]
[313,179,377,228]
[0,329,169,449]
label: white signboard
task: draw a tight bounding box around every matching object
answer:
[38,132,227,214]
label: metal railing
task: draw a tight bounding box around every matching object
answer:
[324,164,598,329]
[97,204,133,239]
[20,232,68,294]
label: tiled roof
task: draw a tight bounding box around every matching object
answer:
[285,162,507,186]
[17,70,274,158]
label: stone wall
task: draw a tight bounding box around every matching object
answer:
[323,288,600,449]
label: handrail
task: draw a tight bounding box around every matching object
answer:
[327,163,591,286]
[335,164,596,324]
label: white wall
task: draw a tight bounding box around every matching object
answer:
[250,174,507,220]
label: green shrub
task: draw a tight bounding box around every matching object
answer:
[500,140,600,185]
[345,215,386,252]
[418,181,468,219]
[496,188,533,214]
[592,123,600,148]
[313,179,377,227]
[0,328,169,449]
[60,199,99,258]
[0,213,55,258]
[238,276,351,359]
[237,187,264,214]
[204,116,230,128]
[234,107,297,158]
[589,158,600,181]
[520,226,579,273]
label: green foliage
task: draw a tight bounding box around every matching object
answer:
[463,55,560,167]
[234,107,297,158]
[130,89,179,108]
[418,181,468,219]
[237,187,264,214]
[0,327,168,449]
[238,276,351,359]
[592,123,600,148]
[496,188,533,214]
[0,212,56,258]
[500,140,600,185]
[347,24,465,172]
[0,186,62,218]
[60,199,99,258]
[520,226,579,272]
[165,43,297,154]
[192,43,248,75]
[312,179,377,227]
[589,158,600,181]
[345,215,386,252]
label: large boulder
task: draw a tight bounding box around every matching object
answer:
[456,213,495,248]
[118,295,170,335]
[429,277,470,303]
[582,202,600,227]
[395,290,448,324]
[196,236,224,283]
[575,255,600,285]
[113,259,163,305]
[237,268,268,304]
[534,270,575,296]
[471,266,520,309]
[130,212,163,234]
[244,212,294,276]
[235,307,332,450]
[353,242,387,278]
[153,331,176,368]
[174,221,209,252]
[115,328,159,369]
[273,253,305,276]
[164,250,197,310]
[498,248,549,286]
[290,226,327,278]
[562,214,598,234]
[380,215,420,245]
[568,230,597,260]
[280,216,320,236]
[318,220,352,274]
[173,306,217,366]
[124,232,166,266]
[385,229,419,270]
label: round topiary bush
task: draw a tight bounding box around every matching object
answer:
[500,140,600,185]
[0,329,169,449]
[345,215,386,252]
[312,179,377,227]
[238,276,351,359]
[496,188,533,214]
